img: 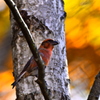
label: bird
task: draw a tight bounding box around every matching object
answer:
[11,39,59,88]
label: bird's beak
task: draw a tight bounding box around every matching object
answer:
[51,40,59,45]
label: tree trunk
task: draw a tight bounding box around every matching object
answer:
[11,0,70,100]
[87,72,100,100]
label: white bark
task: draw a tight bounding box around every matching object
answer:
[11,0,70,100]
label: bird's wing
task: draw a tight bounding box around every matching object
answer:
[38,48,52,66]
[14,56,33,81]
[20,56,33,73]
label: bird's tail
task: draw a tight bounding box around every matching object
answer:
[11,71,26,89]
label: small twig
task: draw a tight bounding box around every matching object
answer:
[4,0,51,100]
[87,72,100,100]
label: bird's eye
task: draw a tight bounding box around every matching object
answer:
[43,42,50,48]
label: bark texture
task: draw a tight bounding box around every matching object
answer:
[87,72,100,100]
[11,0,70,100]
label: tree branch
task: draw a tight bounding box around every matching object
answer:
[4,0,51,100]
[87,72,100,100]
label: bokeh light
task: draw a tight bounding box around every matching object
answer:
[64,0,100,99]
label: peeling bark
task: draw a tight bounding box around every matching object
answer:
[11,0,70,100]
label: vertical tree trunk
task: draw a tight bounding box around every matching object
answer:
[11,0,70,100]
[87,72,100,100]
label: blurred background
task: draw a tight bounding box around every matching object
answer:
[0,0,100,100]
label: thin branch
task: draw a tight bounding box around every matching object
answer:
[4,0,51,100]
[87,72,100,100]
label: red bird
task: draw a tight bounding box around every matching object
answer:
[11,39,59,88]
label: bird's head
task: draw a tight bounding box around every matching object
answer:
[40,39,59,50]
